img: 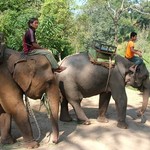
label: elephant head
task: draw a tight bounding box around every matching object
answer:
[125,63,149,88]
[126,64,150,119]
[116,55,150,120]
[8,54,56,99]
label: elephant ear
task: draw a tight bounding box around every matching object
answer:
[13,59,36,92]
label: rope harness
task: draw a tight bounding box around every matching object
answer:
[104,57,112,92]
[25,96,41,141]
[24,94,52,141]
[39,93,51,118]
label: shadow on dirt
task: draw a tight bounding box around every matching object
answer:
[1,97,150,150]
[9,101,150,142]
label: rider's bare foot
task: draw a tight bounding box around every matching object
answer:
[54,66,66,73]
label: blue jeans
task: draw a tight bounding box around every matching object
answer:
[128,56,143,66]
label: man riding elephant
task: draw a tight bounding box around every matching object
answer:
[125,32,143,72]
[0,31,61,148]
[23,17,66,73]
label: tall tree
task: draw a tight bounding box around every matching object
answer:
[38,0,75,59]
[0,0,42,50]
[105,0,150,44]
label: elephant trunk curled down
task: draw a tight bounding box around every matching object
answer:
[57,52,150,129]
[0,48,60,148]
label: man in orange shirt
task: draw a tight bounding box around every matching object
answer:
[125,32,143,72]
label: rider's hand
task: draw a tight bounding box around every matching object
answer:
[137,51,142,57]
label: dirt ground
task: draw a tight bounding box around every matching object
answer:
[0,88,150,150]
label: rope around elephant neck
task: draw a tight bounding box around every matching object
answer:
[105,57,112,92]
[25,96,41,141]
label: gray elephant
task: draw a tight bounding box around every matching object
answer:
[57,52,150,129]
[0,47,60,148]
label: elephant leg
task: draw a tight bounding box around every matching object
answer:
[109,72,128,129]
[69,99,90,125]
[0,105,16,144]
[60,97,72,122]
[46,82,59,144]
[97,92,111,123]
[59,80,72,122]
[1,96,39,148]
[60,81,90,125]
[11,104,39,148]
[112,91,128,129]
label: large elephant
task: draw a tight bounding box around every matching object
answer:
[57,52,150,129]
[0,47,60,148]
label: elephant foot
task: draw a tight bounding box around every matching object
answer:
[77,119,91,125]
[49,133,59,144]
[24,140,39,149]
[97,116,109,123]
[117,121,128,129]
[1,136,16,144]
[60,115,72,122]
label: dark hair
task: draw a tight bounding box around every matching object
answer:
[130,32,137,38]
[28,17,38,27]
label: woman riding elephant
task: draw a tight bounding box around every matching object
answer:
[0,43,61,148]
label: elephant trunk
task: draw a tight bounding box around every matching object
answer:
[137,88,149,117]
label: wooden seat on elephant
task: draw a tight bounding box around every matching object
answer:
[88,41,117,68]
[94,41,117,56]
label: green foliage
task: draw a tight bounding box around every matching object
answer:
[117,30,150,68]
[0,8,39,50]
[0,0,150,62]
[0,0,27,12]
[0,0,74,58]
[37,15,74,59]
[72,0,115,52]
[117,42,127,56]
[38,0,75,59]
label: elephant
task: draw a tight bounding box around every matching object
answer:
[0,47,60,148]
[57,51,150,129]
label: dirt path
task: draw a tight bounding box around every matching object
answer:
[0,88,150,150]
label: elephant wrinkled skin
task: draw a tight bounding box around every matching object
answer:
[57,52,150,129]
[0,48,60,148]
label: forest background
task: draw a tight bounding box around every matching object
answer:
[0,0,150,67]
